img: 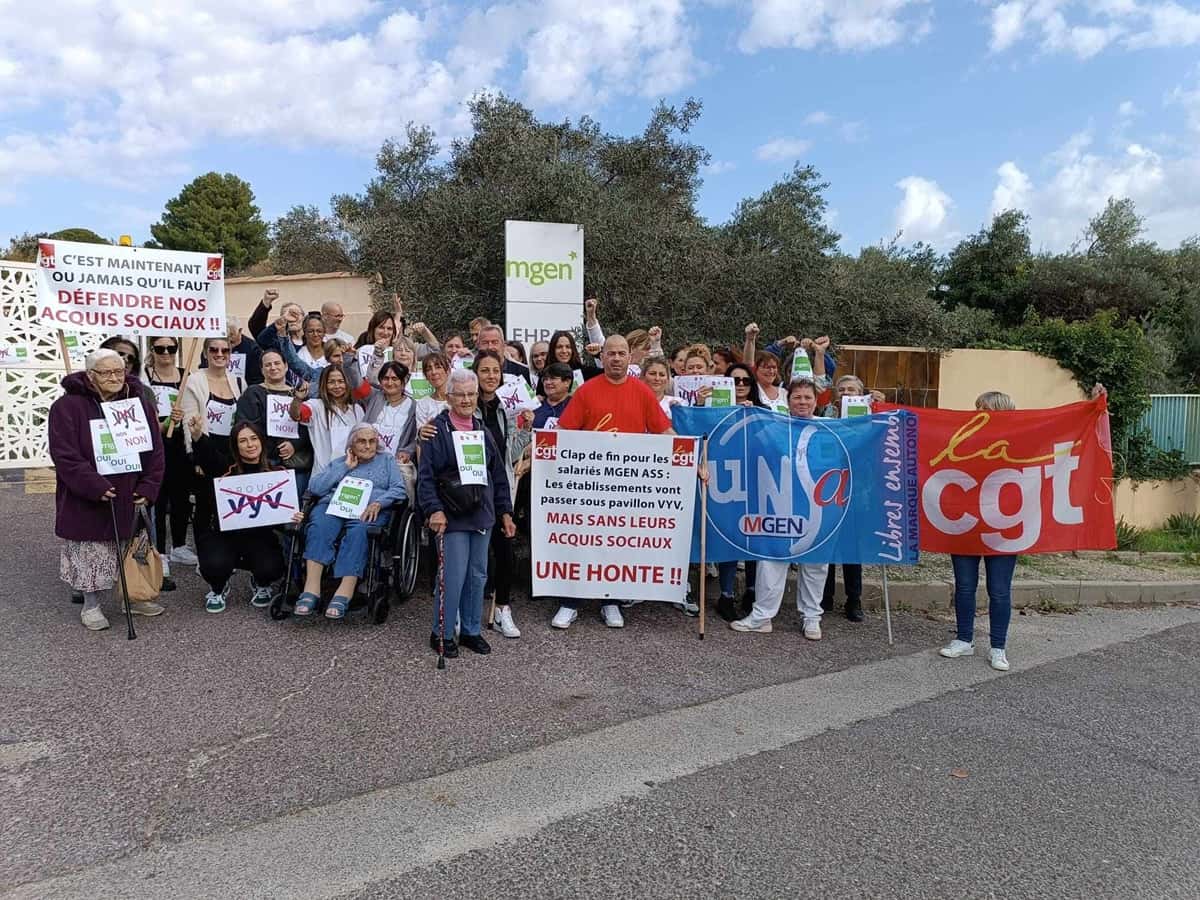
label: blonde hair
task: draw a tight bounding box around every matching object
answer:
[975,391,1016,411]
[626,329,652,353]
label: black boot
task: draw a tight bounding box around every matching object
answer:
[717,594,738,622]
[430,632,459,658]
[844,597,864,622]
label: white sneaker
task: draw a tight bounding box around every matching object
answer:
[730,615,772,633]
[601,604,625,628]
[126,601,164,617]
[170,546,198,566]
[939,639,975,658]
[81,606,110,631]
[989,648,1010,671]
[675,596,699,617]
[802,619,822,641]
[551,606,578,629]
[250,586,274,608]
[493,604,521,638]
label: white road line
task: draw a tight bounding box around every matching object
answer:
[7,605,1199,900]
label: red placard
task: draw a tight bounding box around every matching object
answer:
[881,398,1116,555]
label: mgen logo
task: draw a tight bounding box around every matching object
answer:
[671,437,696,467]
[740,515,807,537]
[38,242,55,268]
[534,430,558,460]
[206,256,223,281]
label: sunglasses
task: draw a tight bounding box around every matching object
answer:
[208,348,230,356]
[115,350,135,360]
[732,376,753,385]
[153,345,178,355]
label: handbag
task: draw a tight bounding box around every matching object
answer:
[121,507,164,602]
[435,469,484,518]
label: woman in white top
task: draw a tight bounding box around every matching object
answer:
[180,336,245,536]
[288,365,365,477]
[414,351,451,435]
[641,356,683,418]
[296,314,327,368]
[753,351,789,414]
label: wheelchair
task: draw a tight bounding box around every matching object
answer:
[269,493,423,624]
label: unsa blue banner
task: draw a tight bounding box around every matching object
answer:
[671,406,921,565]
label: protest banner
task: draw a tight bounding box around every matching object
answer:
[881,398,1116,554]
[505,221,583,346]
[215,470,299,532]
[102,398,155,456]
[35,239,225,337]
[531,430,699,602]
[266,395,300,439]
[673,375,734,407]
[673,406,920,565]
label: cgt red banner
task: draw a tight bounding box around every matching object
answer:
[884,397,1116,555]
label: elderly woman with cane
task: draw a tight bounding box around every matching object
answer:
[417,368,515,660]
[49,349,166,631]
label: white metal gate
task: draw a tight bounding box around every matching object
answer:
[0,261,103,469]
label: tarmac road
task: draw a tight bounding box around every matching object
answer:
[2,488,1197,899]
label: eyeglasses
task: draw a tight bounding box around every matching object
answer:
[732,376,753,385]
[92,368,125,379]
[115,350,134,360]
[448,392,476,401]
[153,345,178,355]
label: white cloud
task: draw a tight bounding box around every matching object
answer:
[755,137,812,161]
[803,110,832,125]
[703,159,738,175]
[0,0,702,197]
[992,160,1033,214]
[987,1,1200,57]
[1168,68,1200,131]
[894,175,954,242]
[738,0,932,53]
[1118,99,1138,117]
[987,128,1200,249]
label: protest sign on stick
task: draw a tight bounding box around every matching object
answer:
[531,430,698,603]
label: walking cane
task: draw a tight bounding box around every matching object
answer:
[109,499,137,641]
[436,531,446,670]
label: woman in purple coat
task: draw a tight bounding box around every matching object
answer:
[48,349,166,631]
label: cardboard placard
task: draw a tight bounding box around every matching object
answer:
[215,470,299,531]
[452,430,487,485]
[329,475,373,519]
[101,397,154,455]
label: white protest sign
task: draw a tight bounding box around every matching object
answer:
[450,354,474,371]
[101,397,154,456]
[90,420,141,475]
[329,475,373,519]
[205,399,234,436]
[356,345,391,373]
[266,394,300,439]
[673,375,734,407]
[572,369,585,393]
[0,342,31,366]
[531,430,698,603]
[373,425,401,456]
[504,221,583,346]
[227,353,246,379]
[627,363,642,378]
[496,377,540,416]
[452,430,488,485]
[841,395,871,418]
[790,350,814,381]
[35,240,225,337]
[151,385,179,418]
[215,470,299,532]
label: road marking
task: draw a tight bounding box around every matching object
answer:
[7,605,1199,900]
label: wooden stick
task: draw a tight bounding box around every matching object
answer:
[56,330,73,374]
[166,337,201,438]
[698,436,708,641]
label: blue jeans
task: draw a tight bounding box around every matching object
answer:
[304,504,389,579]
[433,529,491,639]
[951,554,1017,649]
[718,560,757,597]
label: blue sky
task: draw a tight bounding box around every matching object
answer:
[3,1,1199,256]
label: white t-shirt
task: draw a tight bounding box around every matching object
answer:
[415,397,449,430]
[303,399,364,476]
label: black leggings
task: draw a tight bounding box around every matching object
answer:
[154,438,192,551]
[197,527,286,593]
[485,526,515,607]
[824,564,863,602]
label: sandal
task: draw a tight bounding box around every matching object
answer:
[294,592,320,617]
[325,595,351,619]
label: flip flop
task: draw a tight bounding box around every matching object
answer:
[325,595,351,619]
[294,592,320,616]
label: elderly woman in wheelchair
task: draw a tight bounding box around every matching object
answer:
[295,423,407,619]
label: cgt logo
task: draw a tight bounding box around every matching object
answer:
[206,257,223,281]
[38,242,55,268]
[534,430,559,461]
[671,437,696,467]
